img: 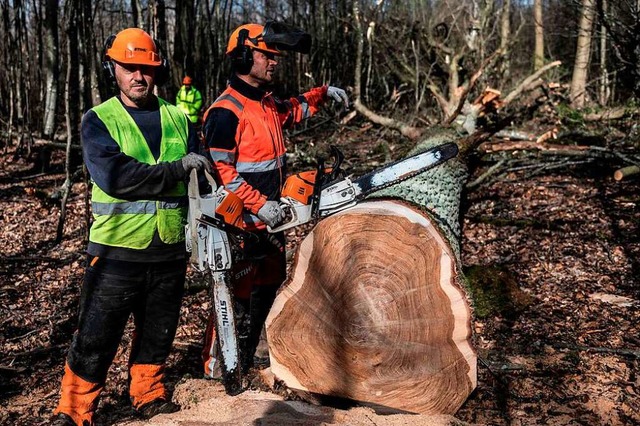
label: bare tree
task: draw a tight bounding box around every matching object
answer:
[534,0,544,71]
[173,0,195,89]
[56,0,81,243]
[500,0,512,79]
[570,0,596,108]
[42,0,59,138]
[598,0,609,105]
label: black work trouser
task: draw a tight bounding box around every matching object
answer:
[236,231,286,372]
[67,256,186,384]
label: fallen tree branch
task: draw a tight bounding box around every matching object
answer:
[583,106,634,122]
[552,342,640,359]
[34,138,81,151]
[495,130,538,141]
[480,140,595,154]
[503,61,562,105]
[353,99,424,140]
[467,159,507,189]
[614,165,640,181]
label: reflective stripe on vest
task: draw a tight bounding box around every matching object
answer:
[215,94,244,111]
[236,154,286,173]
[89,97,189,249]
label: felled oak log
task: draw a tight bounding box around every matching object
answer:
[266,128,476,415]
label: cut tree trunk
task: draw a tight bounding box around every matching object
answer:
[266,129,476,415]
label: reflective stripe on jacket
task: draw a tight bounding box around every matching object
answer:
[203,76,327,230]
[89,97,189,249]
[176,86,203,123]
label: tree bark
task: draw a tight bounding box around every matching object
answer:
[598,0,609,105]
[500,0,512,79]
[173,0,195,88]
[43,0,59,138]
[266,131,476,415]
[571,0,596,108]
[56,0,80,244]
[534,0,544,71]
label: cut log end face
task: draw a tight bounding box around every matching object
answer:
[267,201,476,415]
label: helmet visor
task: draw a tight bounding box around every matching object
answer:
[261,21,311,54]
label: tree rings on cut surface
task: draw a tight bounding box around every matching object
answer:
[266,200,476,415]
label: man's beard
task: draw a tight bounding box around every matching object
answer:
[125,85,153,106]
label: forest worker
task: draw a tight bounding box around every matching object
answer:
[176,75,203,124]
[50,28,211,426]
[201,21,349,380]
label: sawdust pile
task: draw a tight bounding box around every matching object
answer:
[117,379,461,426]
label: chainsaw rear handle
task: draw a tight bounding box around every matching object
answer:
[189,168,218,197]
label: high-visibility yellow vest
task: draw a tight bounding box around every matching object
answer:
[89,97,189,249]
[176,86,203,123]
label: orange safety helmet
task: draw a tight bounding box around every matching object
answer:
[182,76,192,85]
[226,23,281,56]
[105,28,162,66]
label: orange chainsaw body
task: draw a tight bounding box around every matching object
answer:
[281,170,318,205]
[215,189,244,229]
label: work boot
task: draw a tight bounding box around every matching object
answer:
[135,399,180,419]
[49,413,90,426]
[49,413,75,426]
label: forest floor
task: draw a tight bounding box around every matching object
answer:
[0,116,639,426]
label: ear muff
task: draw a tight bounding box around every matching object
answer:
[231,29,253,75]
[101,34,117,84]
[100,34,170,86]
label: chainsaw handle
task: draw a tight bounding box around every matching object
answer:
[326,145,344,184]
[188,169,218,198]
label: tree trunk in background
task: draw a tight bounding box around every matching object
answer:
[598,0,609,105]
[79,1,97,110]
[150,0,169,99]
[57,0,81,243]
[12,0,25,125]
[265,0,277,19]
[500,0,511,81]
[266,130,476,415]
[131,0,143,29]
[43,0,59,138]
[1,1,15,138]
[570,0,595,108]
[150,0,167,48]
[173,0,195,88]
[534,0,544,71]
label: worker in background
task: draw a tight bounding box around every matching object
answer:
[176,76,203,125]
[201,21,349,381]
[50,28,211,426]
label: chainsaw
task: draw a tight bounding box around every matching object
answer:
[267,142,459,233]
[185,168,248,396]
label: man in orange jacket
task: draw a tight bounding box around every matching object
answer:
[201,21,349,380]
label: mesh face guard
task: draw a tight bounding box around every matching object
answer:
[258,21,312,54]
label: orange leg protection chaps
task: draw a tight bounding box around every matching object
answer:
[129,364,167,409]
[54,363,103,426]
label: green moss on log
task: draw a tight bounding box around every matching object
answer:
[367,127,468,261]
[463,265,534,319]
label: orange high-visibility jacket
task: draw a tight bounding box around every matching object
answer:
[203,75,327,230]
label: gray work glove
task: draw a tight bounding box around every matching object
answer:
[257,200,285,228]
[181,153,212,173]
[327,86,350,108]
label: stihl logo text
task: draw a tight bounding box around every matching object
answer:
[219,301,229,326]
